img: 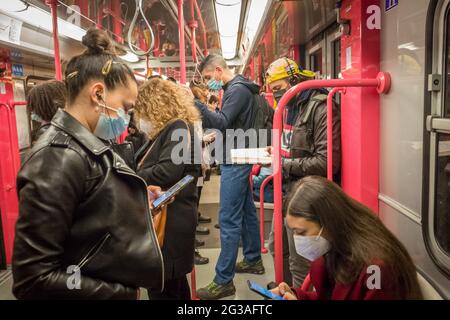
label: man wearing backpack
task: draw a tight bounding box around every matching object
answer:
[195,54,268,300]
[265,58,341,288]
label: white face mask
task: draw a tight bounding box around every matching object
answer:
[293,227,331,262]
[139,118,153,134]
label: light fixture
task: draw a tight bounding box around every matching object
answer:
[3,0,28,12]
[244,0,269,53]
[0,0,86,42]
[215,0,242,60]
[120,51,140,63]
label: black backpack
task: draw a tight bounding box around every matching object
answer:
[229,81,274,147]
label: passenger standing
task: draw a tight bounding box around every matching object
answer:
[12,28,163,299]
[265,58,341,288]
[27,80,66,145]
[134,78,202,300]
[195,54,264,300]
[272,176,423,300]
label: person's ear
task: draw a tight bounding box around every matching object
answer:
[90,82,106,107]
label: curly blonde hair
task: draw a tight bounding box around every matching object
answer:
[134,78,200,139]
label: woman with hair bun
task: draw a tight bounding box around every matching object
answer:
[13,28,163,300]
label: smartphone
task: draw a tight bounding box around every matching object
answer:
[247,280,285,300]
[152,175,195,210]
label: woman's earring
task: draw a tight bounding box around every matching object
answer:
[95,105,100,112]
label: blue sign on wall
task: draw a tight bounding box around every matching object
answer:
[12,64,24,77]
[385,0,399,11]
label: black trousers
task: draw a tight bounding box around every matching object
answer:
[148,275,191,300]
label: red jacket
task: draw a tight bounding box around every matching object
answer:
[293,257,402,300]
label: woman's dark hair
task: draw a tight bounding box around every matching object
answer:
[287,176,423,299]
[27,80,66,121]
[65,28,136,103]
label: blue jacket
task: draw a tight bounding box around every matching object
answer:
[196,75,261,163]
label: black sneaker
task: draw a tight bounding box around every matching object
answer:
[196,226,210,235]
[195,238,205,248]
[194,250,209,265]
[235,259,265,275]
[198,214,212,224]
[197,281,236,300]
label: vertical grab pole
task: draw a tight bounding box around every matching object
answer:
[189,0,198,63]
[46,0,62,80]
[259,175,273,254]
[112,0,123,43]
[193,0,208,56]
[326,88,345,181]
[178,0,187,84]
[178,0,196,299]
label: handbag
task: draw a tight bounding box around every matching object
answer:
[136,119,192,248]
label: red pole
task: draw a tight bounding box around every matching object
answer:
[259,175,273,254]
[272,73,391,283]
[46,0,62,81]
[112,0,123,43]
[326,88,345,181]
[193,0,208,56]
[189,0,198,63]
[178,0,186,84]
[96,3,103,29]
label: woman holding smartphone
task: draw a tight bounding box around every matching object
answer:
[13,28,163,300]
[271,176,422,300]
[134,78,202,300]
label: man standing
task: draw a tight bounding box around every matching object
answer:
[195,54,264,300]
[265,58,341,288]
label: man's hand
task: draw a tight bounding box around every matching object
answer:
[270,282,298,300]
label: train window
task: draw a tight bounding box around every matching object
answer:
[310,49,323,77]
[446,14,450,118]
[435,134,450,255]
[13,79,30,151]
[332,39,341,79]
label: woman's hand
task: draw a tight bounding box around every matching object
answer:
[147,185,163,208]
[203,132,216,144]
[147,185,175,214]
[270,282,298,300]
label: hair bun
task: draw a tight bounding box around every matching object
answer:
[82,28,117,55]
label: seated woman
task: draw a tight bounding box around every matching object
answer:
[134,78,202,300]
[272,176,423,300]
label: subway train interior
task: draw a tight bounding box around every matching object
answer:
[0,0,449,302]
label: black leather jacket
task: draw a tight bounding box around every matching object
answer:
[283,91,341,185]
[13,109,163,300]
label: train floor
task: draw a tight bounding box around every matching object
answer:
[0,174,276,300]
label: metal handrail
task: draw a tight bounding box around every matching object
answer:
[272,72,391,283]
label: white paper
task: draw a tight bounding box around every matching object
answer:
[230,148,272,165]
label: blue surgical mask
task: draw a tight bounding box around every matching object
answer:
[207,71,223,91]
[94,105,130,140]
[31,112,43,122]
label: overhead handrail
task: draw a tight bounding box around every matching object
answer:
[127,0,155,56]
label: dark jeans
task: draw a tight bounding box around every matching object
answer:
[147,275,191,300]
